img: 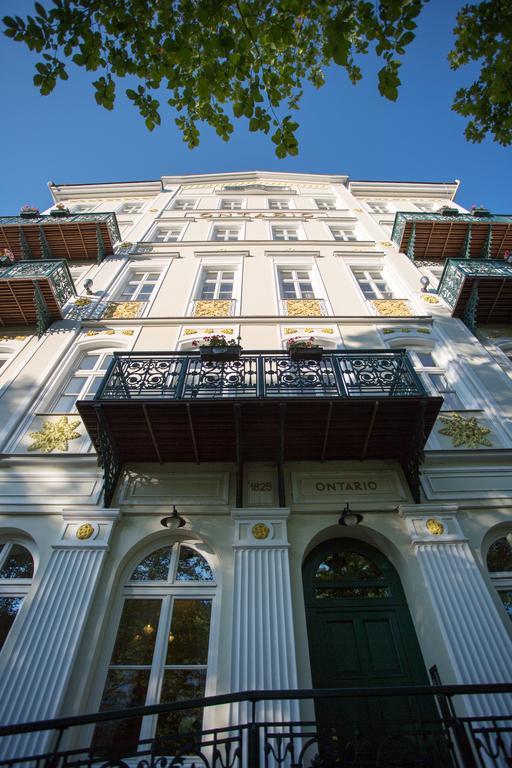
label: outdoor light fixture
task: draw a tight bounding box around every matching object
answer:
[338,503,364,527]
[161,505,186,529]
[420,276,430,292]
[84,278,94,295]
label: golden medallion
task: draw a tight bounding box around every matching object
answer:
[252,523,270,540]
[426,518,444,536]
[76,523,95,540]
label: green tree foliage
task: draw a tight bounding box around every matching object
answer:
[3,1,510,154]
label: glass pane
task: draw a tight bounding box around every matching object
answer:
[416,352,436,367]
[166,599,212,664]
[93,669,150,755]
[487,538,512,572]
[110,599,161,665]
[53,395,77,412]
[80,355,100,370]
[156,669,207,743]
[315,552,383,581]
[130,546,173,581]
[64,376,84,396]
[315,586,390,599]
[176,547,214,582]
[498,590,512,619]
[0,597,23,650]
[0,544,33,578]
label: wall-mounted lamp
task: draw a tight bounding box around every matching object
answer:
[161,505,186,530]
[338,503,363,527]
[84,278,94,295]
[420,276,430,293]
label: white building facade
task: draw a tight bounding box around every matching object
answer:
[0,171,511,766]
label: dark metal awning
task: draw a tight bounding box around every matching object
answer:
[438,259,512,330]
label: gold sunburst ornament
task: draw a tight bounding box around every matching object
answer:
[28,417,82,453]
[438,413,492,448]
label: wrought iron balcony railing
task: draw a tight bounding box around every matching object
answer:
[438,259,512,330]
[0,213,120,262]
[95,350,427,401]
[0,683,511,768]
[0,259,75,335]
[391,211,512,262]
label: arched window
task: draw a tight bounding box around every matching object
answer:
[487,536,512,620]
[94,542,215,754]
[0,541,34,652]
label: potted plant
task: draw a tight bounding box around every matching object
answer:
[193,334,242,362]
[20,204,40,219]
[287,337,324,361]
[50,203,70,218]
[0,249,14,267]
[470,204,490,217]
[438,205,459,217]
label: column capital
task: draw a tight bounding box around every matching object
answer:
[231,507,290,548]
[54,507,121,550]
[398,503,467,545]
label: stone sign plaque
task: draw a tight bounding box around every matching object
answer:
[292,469,408,504]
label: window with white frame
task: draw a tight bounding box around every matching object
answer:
[268,199,292,210]
[415,202,437,212]
[197,269,234,300]
[71,203,95,213]
[329,225,356,241]
[211,226,240,242]
[487,535,512,621]
[278,269,315,299]
[352,269,394,300]
[315,198,337,210]
[0,541,34,653]
[93,542,215,750]
[220,199,243,210]
[367,202,390,214]
[118,270,161,302]
[171,199,197,211]
[50,351,115,413]
[272,226,300,241]
[119,202,144,214]
[408,349,464,411]
[150,226,183,243]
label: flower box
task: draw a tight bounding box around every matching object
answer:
[20,209,40,219]
[50,208,70,218]
[199,345,242,362]
[471,208,490,217]
[289,346,324,361]
[439,207,459,217]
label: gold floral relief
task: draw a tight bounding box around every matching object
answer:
[426,519,444,535]
[220,328,234,334]
[103,301,143,319]
[28,416,81,453]
[252,523,270,540]
[371,300,412,317]
[284,299,323,316]
[422,294,440,304]
[76,523,95,540]
[438,413,492,448]
[74,297,92,307]
[284,328,298,334]
[193,300,233,317]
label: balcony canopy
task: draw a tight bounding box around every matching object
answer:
[0,213,120,262]
[391,212,512,262]
[0,259,75,335]
[438,259,512,329]
[77,350,443,506]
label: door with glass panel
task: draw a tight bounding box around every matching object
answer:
[93,543,215,756]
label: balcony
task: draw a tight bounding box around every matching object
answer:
[77,350,442,506]
[0,260,75,335]
[438,259,512,330]
[391,211,512,262]
[0,212,120,262]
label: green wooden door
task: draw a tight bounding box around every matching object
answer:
[303,539,448,765]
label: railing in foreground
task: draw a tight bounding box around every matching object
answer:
[96,350,427,401]
[0,684,511,768]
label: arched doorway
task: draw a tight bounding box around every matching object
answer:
[303,538,443,762]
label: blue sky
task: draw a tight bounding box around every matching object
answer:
[1,0,510,212]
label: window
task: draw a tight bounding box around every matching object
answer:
[352,269,394,300]
[120,202,144,214]
[151,226,183,243]
[118,270,160,302]
[71,203,94,214]
[211,226,240,242]
[330,225,356,241]
[93,543,215,752]
[268,199,292,210]
[0,542,34,653]
[416,202,436,212]
[278,269,315,299]
[487,536,512,621]
[51,351,114,413]
[315,199,337,210]
[409,350,464,411]
[367,202,390,214]
[272,226,300,241]
[220,199,243,210]
[198,270,234,299]
[172,199,197,211]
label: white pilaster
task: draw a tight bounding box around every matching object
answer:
[230,508,299,724]
[400,504,512,719]
[0,508,120,759]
